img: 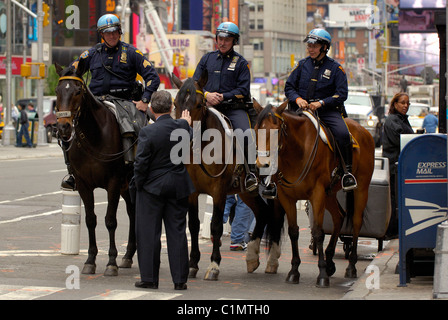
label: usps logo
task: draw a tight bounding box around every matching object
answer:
[404,198,448,236]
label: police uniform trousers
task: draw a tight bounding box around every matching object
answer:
[317,109,351,148]
[135,191,189,284]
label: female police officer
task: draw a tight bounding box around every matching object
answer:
[61,14,160,190]
[285,28,356,192]
[193,22,258,192]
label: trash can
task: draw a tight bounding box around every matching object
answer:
[398,134,447,286]
[308,157,391,250]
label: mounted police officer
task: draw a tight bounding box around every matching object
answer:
[263,28,356,198]
[61,14,160,190]
[193,22,258,192]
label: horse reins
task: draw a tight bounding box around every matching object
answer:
[274,110,321,188]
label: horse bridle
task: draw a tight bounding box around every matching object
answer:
[270,110,320,188]
[56,76,85,120]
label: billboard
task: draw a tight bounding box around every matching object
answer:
[399,33,439,75]
[328,3,372,28]
[400,0,446,8]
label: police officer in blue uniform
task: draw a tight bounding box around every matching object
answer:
[264,29,356,198]
[193,22,258,192]
[61,14,160,190]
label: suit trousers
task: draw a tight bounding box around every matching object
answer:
[136,191,189,284]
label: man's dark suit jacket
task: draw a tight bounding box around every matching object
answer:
[134,114,195,199]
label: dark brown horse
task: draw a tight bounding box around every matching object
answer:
[253,101,375,287]
[55,62,136,276]
[171,72,284,280]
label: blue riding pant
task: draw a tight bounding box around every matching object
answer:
[317,109,351,147]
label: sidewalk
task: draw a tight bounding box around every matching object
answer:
[343,239,441,300]
[0,142,63,161]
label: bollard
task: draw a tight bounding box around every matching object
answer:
[433,220,448,299]
[60,189,82,255]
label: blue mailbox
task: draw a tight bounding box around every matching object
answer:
[398,134,447,286]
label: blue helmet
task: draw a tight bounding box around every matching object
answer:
[216,22,240,44]
[97,14,122,34]
[304,28,331,48]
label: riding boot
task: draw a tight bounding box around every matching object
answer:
[61,143,76,190]
[340,143,357,191]
[122,135,135,164]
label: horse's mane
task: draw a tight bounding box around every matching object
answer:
[60,66,76,77]
[177,78,197,110]
[256,104,278,127]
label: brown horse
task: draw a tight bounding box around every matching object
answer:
[254,101,375,287]
[171,72,284,280]
[55,62,136,276]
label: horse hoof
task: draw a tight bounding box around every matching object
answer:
[189,267,199,279]
[104,265,119,277]
[119,258,133,269]
[285,272,300,284]
[316,277,330,288]
[81,264,96,275]
[265,262,279,274]
[246,259,260,273]
[344,267,357,278]
[204,262,219,281]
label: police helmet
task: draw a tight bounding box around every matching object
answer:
[304,29,331,48]
[97,14,122,34]
[216,22,240,44]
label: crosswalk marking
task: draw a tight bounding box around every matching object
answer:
[0,285,63,300]
[84,290,182,300]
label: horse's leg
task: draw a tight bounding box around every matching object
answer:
[324,195,343,277]
[103,185,121,276]
[119,189,136,269]
[279,194,300,284]
[345,190,367,278]
[265,199,284,274]
[188,193,201,278]
[204,196,225,281]
[310,193,330,288]
[78,185,98,275]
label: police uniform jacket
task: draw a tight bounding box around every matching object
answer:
[285,56,348,110]
[73,41,160,102]
[193,49,250,101]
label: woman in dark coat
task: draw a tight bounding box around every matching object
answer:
[382,92,414,238]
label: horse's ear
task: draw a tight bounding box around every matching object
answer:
[171,73,183,89]
[276,100,288,115]
[197,70,208,89]
[252,98,263,114]
[55,63,64,77]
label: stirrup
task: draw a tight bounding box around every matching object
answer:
[61,175,76,191]
[244,172,258,192]
[341,172,357,191]
[261,182,277,199]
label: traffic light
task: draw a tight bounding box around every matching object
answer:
[178,55,185,66]
[43,2,50,27]
[172,53,179,67]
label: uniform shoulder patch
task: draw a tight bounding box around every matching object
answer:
[338,66,346,74]
[80,50,89,59]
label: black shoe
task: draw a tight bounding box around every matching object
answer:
[261,183,277,199]
[342,172,357,191]
[135,281,158,289]
[174,282,187,290]
[245,173,258,192]
[61,175,76,190]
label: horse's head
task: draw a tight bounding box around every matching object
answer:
[254,100,288,170]
[172,71,208,121]
[54,61,87,141]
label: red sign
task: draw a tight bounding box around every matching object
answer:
[0,56,32,75]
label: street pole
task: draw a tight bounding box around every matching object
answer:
[2,0,15,146]
[36,0,47,146]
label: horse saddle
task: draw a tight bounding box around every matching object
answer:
[301,110,359,152]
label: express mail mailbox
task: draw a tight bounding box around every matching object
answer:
[398,134,447,286]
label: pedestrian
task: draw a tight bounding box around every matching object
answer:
[223,195,255,251]
[193,22,258,192]
[11,104,19,128]
[269,29,354,199]
[382,92,414,238]
[399,76,408,93]
[16,104,33,148]
[61,13,160,190]
[422,110,438,133]
[133,90,194,291]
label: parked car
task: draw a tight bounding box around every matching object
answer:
[16,96,57,143]
[344,91,382,147]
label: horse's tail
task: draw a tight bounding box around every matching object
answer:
[345,190,355,227]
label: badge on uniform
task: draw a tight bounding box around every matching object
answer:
[323,69,331,79]
[120,45,128,64]
[228,56,239,71]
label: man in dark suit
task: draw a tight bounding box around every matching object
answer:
[133,90,194,290]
